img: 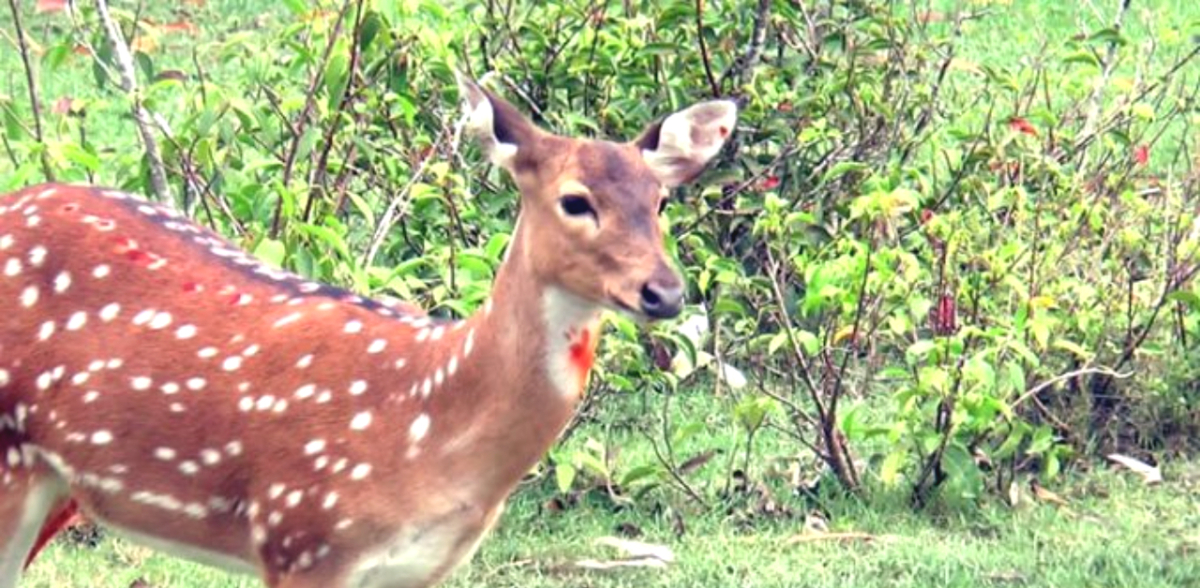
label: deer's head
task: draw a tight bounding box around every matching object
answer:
[459,75,737,320]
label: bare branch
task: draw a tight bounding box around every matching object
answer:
[5,0,55,181]
[95,0,171,201]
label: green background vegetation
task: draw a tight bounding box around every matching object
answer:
[2,0,1198,586]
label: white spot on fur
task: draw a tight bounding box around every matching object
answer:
[66,311,87,331]
[349,463,372,480]
[53,271,71,293]
[99,303,120,322]
[349,412,372,431]
[409,413,431,442]
[19,285,38,308]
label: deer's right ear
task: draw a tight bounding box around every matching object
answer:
[457,73,539,172]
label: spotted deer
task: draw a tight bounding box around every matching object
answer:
[0,75,737,588]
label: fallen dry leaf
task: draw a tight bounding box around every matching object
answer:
[1030,480,1070,507]
[593,537,674,563]
[1106,453,1163,485]
[1007,480,1022,507]
[572,537,675,572]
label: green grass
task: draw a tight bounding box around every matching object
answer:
[22,466,1200,587]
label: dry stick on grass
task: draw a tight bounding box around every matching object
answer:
[5,0,55,181]
[784,532,897,545]
[94,0,171,202]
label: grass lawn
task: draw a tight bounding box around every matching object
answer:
[22,465,1200,587]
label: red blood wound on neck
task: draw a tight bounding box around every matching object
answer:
[126,249,151,263]
[568,328,596,378]
[182,282,203,293]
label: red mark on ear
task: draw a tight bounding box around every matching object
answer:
[567,328,597,397]
[719,126,729,137]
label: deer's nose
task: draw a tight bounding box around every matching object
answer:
[639,275,684,319]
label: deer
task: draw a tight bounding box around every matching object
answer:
[0,74,737,588]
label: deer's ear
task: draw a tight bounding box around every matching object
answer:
[635,100,738,188]
[457,73,540,172]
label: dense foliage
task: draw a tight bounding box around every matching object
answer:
[2,0,1197,512]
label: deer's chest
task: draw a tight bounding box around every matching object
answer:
[346,502,503,588]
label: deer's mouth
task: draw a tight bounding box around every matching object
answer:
[604,289,654,322]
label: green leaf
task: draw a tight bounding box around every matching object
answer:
[1044,452,1061,480]
[324,52,350,111]
[359,11,384,51]
[1131,102,1155,121]
[767,331,788,356]
[620,464,660,487]
[57,143,100,172]
[555,463,577,494]
[1166,291,1200,311]
[906,339,937,364]
[282,0,308,16]
[1,100,29,141]
[795,330,820,356]
[254,238,287,269]
[880,451,906,486]
[1087,27,1128,46]
[135,51,155,82]
[734,396,776,433]
[1028,425,1055,455]
[1063,50,1101,68]
[820,161,869,184]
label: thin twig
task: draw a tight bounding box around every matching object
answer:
[272,0,353,237]
[1011,367,1134,411]
[363,108,465,266]
[6,0,54,181]
[694,0,719,97]
[1080,0,1133,143]
[95,0,170,201]
[717,0,772,96]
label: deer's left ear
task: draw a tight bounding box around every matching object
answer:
[635,100,738,188]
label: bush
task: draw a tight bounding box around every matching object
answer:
[2,0,1197,510]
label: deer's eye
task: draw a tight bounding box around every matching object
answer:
[559,195,595,218]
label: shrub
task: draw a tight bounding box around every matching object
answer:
[1,0,1196,510]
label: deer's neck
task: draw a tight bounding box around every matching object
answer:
[422,222,600,499]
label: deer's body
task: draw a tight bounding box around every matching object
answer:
[0,77,736,588]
